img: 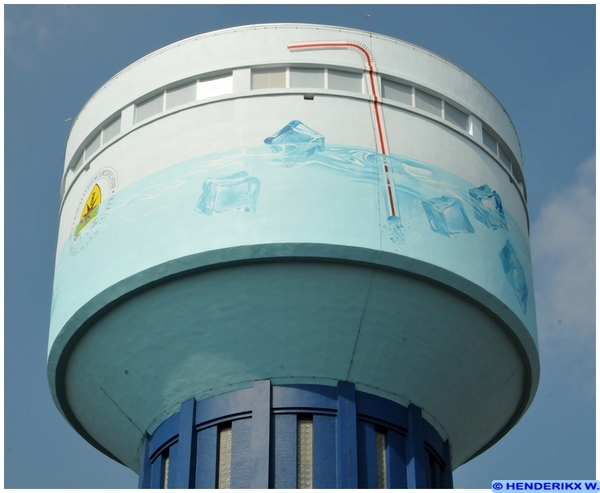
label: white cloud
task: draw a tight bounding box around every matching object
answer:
[529,156,595,389]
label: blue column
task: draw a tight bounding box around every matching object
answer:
[138,433,151,488]
[150,453,165,489]
[271,414,297,488]
[250,380,271,488]
[313,414,337,488]
[139,382,453,489]
[170,398,196,488]
[336,381,358,488]
[357,420,378,488]
[231,418,252,488]
[387,429,408,488]
[195,426,217,488]
[406,403,428,488]
[443,438,453,488]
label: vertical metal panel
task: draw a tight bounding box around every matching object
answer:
[336,381,358,488]
[387,429,407,488]
[357,420,377,488]
[195,426,218,488]
[442,439,454,488]
[170,398,196,488]
[406,404,427,488]
[313,414,337,488]
[141,382,453,488]
[250,380,271,488]
[150,453,165,489]
[230,418,252,488]
[138,433,152,488]
[421,417,446,459]
[428,452,443,488]
[271,414,297,488]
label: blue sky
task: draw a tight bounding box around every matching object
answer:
[4,4,596,488]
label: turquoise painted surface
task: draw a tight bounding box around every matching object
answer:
[50,121,536,347]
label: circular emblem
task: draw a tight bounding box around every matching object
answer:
[69,167,117,256]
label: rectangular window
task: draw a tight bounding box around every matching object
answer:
[290,68,324,89]
[102,117,121,144]
[75,152,84,169]
[218,426,232,489]
[427,452,443,488]
[499,145,512,171]
[251,68,287,89]
[297,419,313,489]
[166,82,196,110]
[382,78,413,106]
[163,451,170,489]
[84,132,101,160]
[197,74,233,100]
[328,69,362,93]
[415,89,442,117]
[136,93,164,123]
[483,128,498,154]
[375,430,387,488]
[444,102,468,130]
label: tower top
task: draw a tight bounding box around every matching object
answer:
[49,23,538,474]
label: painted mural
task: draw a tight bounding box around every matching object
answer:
[69,167,117,256]
[50,120,535,344]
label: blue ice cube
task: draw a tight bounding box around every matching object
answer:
[499,240,528,313]
[196,171,260,216]
[422,196,474,237]
[469,184,507,230]
[264,120,325,167]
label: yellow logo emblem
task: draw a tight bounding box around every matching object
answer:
[75,184,102,235]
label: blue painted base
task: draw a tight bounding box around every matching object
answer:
[138,381,453,488]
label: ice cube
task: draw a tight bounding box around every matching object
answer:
[469,184,507,230]
[422,196,474,237]
[499,239,528,313]
[264,120,325,167]
[196,171,260,216]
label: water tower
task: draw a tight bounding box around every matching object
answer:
[48,24,539,488]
